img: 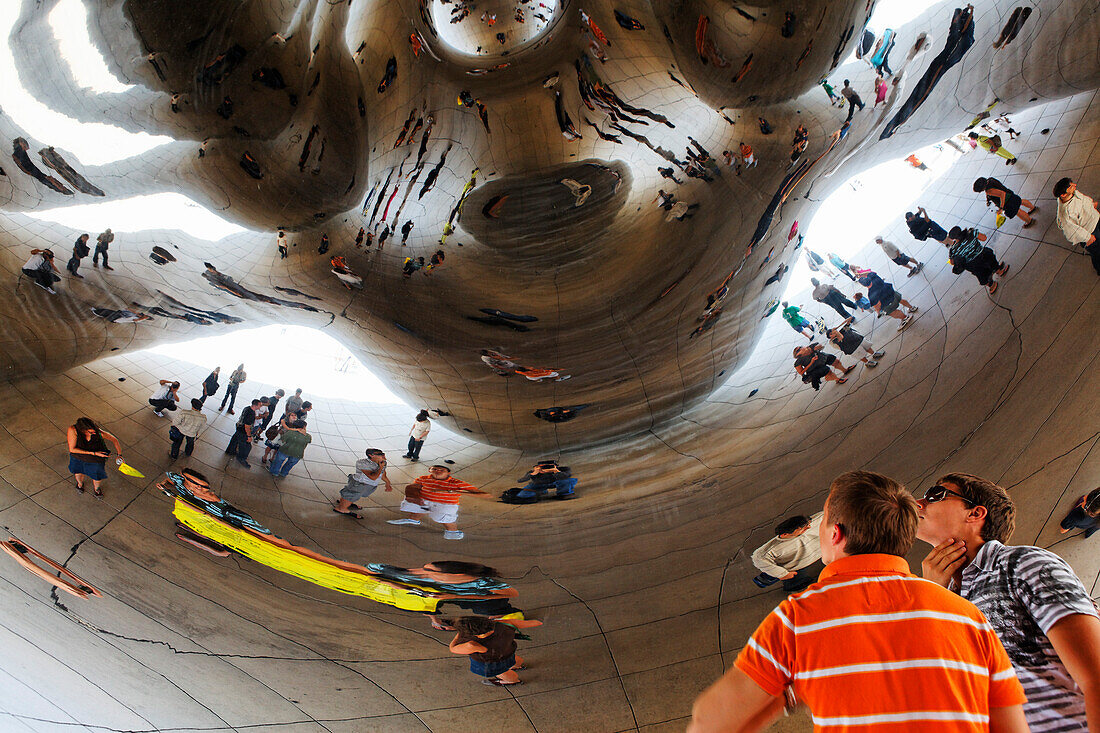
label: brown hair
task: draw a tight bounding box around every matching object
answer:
[826,470,918,557]
[73,417,99,434]
[454,616,494,636]
[938,473,1016,543]
[1084,488,1100,518]
[428,561,500,577]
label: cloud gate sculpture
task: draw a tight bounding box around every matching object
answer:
[1,0,1100,728]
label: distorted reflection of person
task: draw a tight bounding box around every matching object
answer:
[945,226,1009,295]
[39,147,104,196]
[905,206,950,244]
[533,404,590,423]
[168,399,208,460]
[826,318,885,368]
[67,417,124,498]
[880,5,975,140]
[21,248,62,293]
[268,419,311,478]
[447,617,526,687]
[403,410,431,461]
[11,138,71,194]
[514,366,570,382]
[751,512,825,591]
[366,561,540,626]
[509,460,577,501]
[91,308,153,323]
[855,269,918,329]
[225,398,261,468]
[334,448,394,516]
[160,468,270,531]
[387,465,488,540]
[401,256,425,277]
[793,343,853,390]
[149,379,181,416]
[560,178,591,206]
[480,349,517,375]
[67,234,90,278]
[1060,488,1100,538]
[330,256,363,289]
[203,262,322,312]
[92,228,114,270]
[200,367,220,405]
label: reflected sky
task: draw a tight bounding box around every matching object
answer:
[149,324,406,405]
[48,0,132,94]
[0,1,171,165]
[24,192,249,240]
[781,138,962,300]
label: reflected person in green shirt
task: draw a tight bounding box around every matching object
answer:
[269,420,311,478]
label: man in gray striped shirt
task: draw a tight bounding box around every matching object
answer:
[917,472,1100,732]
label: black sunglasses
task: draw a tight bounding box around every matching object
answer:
[921,485,976,505]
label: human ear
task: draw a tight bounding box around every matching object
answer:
[830,522,844,549]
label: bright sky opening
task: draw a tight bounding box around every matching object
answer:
[149,325,406,405]
[24,193,249,241]
[0,1,171,165]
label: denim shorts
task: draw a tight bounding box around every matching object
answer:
[469,655,516,677]
[68,456,107,480]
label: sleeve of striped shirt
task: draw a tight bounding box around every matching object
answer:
[983,621,1027,708]
[1009,547,1099,634]
[734,604,794,697]
[450,477,478,492]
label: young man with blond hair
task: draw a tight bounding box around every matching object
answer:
[918,473,1100,732]
[690,470,1027,733]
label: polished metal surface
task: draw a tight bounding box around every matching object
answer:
[1,0,1100,729]
[5,0,1095,450]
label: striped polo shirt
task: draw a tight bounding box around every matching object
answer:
[956,541,1098,732]
[736,554,1025,731]
[416,475,477,505]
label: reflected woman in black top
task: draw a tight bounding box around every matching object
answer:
[66,417,123,498]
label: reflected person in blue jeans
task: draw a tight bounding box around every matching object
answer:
[516,461,577,499]
[269,420,311,478]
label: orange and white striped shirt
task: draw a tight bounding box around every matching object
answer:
[736,554,1025,731]
[415,475,478,505]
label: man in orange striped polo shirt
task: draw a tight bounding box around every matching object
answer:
[387,465,487,540]
[689,470,1028,733]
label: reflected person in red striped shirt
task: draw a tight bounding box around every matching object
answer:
[387,465,488,540]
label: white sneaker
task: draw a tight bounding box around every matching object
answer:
[866,360,878,367]
[908,306,919,314]
[898,316,913,331]
[387,518,421,526]
[443,530,465,540]
[154,411,164,417]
